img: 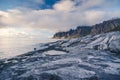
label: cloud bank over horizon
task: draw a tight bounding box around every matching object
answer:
[0,0,120,37]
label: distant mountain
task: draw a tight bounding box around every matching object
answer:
[53,18,120,39]
[91,18,120,35]
[53,26,92,39]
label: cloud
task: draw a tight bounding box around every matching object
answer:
[53,0,76,12]
[53,0,104,12]
[0,0,120,37]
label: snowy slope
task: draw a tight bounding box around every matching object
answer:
[0,31,120,80]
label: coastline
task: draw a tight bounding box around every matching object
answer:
[0,31,120,80]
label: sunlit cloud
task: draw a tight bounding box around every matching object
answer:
[0,0,120,37]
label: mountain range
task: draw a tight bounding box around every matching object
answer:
[53,18,120,39]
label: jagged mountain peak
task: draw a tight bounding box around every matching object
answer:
[53,18,120,39]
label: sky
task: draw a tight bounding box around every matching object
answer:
[0,0,120,38]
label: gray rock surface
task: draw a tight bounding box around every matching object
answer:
[0,32,120,80]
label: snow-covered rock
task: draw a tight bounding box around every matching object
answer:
[0,31,120,80]
[108,39,120,53]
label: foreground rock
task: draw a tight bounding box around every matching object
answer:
[0,32,120,80]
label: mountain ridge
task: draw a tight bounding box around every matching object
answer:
[53,18,120,39]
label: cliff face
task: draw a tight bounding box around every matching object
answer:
[53,18,120,39]
[91,18,120,35]
[53,26,92,39]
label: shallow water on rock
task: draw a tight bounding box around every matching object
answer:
[44,50,67,55]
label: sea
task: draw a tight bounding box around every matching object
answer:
[0,37,56,59]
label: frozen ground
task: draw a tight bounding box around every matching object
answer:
[0,31,120,80]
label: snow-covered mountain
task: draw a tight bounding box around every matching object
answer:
[0,31,120,80]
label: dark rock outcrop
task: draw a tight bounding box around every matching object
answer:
[53,18,120,39]
[91,18,120,35]
[53,26,92,39]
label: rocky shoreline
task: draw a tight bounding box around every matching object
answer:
[0,31,120,80]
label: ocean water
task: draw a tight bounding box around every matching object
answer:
[0,37,55,59]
